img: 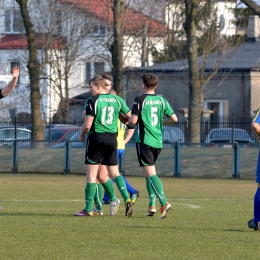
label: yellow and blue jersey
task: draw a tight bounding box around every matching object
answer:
[253,108,260,124]
[117,120,126,150]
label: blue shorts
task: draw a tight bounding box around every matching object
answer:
[117,149,125,161]
[256,150,260,183]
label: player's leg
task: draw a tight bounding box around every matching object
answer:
[104,133,133,216]
[138,143,171,218]
[248,150,260,230]
[117,149,140,204]
[0,206,3,210]
[98,164,120,215]
[75,134,100,216]
[74,164,99,216]
[107,165,133,217]
[145,177,156,216]
[92,178,103,215]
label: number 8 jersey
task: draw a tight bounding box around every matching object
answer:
[85,93,130,134]
[131,94,175,148]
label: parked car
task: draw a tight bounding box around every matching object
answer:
[205,128,253,147]
[51,130,87,148]
[45,127,81,141]
[0,127,31,147]
[162,126,185,144]
[24,123,79,130]
[126,126,185,147]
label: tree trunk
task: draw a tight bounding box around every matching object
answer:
[184,0,203,143]
[111,0,124,97]
[16,0,45,141]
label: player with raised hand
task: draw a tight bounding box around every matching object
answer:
[0,66,20,210]
[75,76,133,217]
[128,73,178,218]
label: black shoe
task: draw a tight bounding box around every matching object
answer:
[125,200,133,217]
[248,219,260,231]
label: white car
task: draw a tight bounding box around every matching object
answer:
[205,128,253,146]
[162,126,185,143]
[0,127,31,147]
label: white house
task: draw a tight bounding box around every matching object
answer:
[0,0,168,121]
[165,0,236,38]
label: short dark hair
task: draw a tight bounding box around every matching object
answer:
[89,76,107,89]
[101,74,113,82]
[142,73,158,88]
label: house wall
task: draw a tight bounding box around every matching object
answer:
[250,71,260,115]
[124,70,253,119]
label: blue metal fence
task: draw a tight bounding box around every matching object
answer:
[0,139,258,179]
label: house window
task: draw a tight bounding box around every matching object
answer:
[94,62,104,75]
[5,9,23,33]
[88,24,106,36]
[55,11,62,34]
[204,99,229,126]
[11,62,20,85]
[4,10,11,32]
[100,26,106,35]
[85,62,91,84]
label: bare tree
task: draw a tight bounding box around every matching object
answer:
[15,0,45,141]
[110,0,124,96]
[239,0,260,16]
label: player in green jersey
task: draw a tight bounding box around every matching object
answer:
[74,76,134,217]
[128,73,178,218]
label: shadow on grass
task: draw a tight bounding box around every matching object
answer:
[0,212,72,217]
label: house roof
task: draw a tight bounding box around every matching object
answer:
[0,33,66,50]
[60,0,169,37]
[128,41,260,73]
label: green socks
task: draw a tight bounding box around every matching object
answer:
[148,175,167,207]
[93,183,103,210]
[101,179,117,202]
[146,177,156,208]
[85,183,97,213]
[114,175,129,202]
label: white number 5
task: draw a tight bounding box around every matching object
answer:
[151,107,158,126]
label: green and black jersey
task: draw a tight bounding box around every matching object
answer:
[85,93,130,134]
[131,94,174,148]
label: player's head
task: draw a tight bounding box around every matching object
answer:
[89,76,107,96]
[142,73,158,89]
[109,89,117,96]
[101,74,113,92]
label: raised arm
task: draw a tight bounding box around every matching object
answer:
[1,66,19,97]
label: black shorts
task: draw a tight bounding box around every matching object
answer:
[136,142,161,167]
[85,132,118,165]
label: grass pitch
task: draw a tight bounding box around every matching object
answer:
[0,174,260,260]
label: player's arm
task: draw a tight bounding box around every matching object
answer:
[79,116,93,142]
[124,128,135,144]
[82,110,86,122]
[163,113,178,124]
[119,113,129,124]
[1,66,19,97]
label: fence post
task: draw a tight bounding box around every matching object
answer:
[64,140,71,174]
[232,142,240,179]
[119,153,125,175]
[12,140,18,173]
[174,142,181,177]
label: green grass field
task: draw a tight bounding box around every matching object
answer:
[0,174,260,260]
